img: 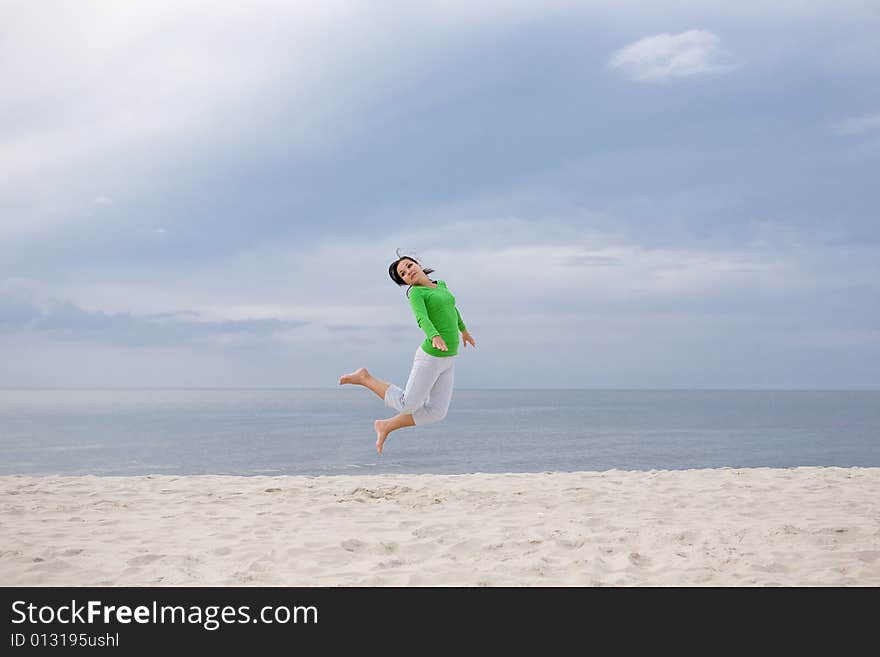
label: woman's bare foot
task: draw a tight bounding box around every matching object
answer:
[374,419,391,454]
[339,367,368,385]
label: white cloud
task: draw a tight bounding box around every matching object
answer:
[608,30,738,82]
[832,113,880,136]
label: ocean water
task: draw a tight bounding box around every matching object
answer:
[0,389,878,477]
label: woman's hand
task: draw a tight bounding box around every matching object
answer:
[461,330,475,348]
[431,335,449,352]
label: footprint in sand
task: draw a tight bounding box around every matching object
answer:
[341,539,366,552]
[127,554,164,566]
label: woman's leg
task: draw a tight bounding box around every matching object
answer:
[383,349,440,415]
[374,413,415,454]
[338,367,390,401]
[375,357,456,454]
[342,350,454,454]
[414,360,455,425]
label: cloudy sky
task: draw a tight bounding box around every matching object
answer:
[2,0,879,389]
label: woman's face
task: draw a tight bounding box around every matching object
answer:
[397,259,421,285]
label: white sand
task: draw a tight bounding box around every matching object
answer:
[2,467,878,586]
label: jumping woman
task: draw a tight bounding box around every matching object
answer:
[339,254,475,454]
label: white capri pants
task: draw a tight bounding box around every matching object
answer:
[384,347,456,425]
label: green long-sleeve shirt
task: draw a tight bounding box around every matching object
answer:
[408,280,467,357]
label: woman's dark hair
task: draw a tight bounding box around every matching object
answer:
[388,251,435,296]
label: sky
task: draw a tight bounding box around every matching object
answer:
[2,0,879,389]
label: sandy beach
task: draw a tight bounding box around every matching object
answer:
[2,467,878,586]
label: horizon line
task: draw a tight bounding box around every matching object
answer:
[1,386,878,393]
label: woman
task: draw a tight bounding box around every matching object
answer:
[339,254,475,454]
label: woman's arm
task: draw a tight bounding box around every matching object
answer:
[409,290,440,340]
[456,309,475,348]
